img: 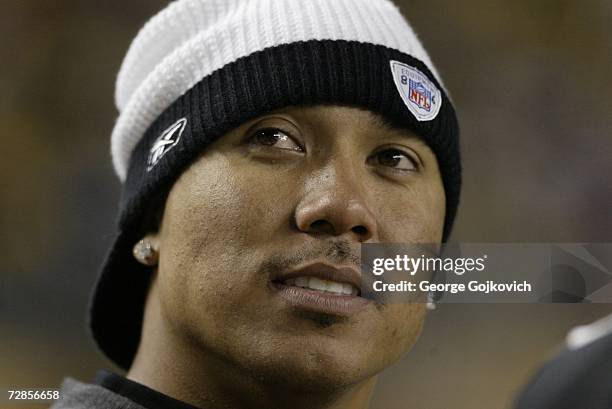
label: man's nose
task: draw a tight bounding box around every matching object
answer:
[294,165,377,242]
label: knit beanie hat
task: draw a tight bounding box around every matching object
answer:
[91,0,461,369]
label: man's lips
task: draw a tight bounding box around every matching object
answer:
[270,262,370,316]
[272,262,362,292]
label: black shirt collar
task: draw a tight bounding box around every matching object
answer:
[94,369,202,409]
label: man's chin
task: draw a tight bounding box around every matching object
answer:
[257,362,378,393]
[240,339,387,392]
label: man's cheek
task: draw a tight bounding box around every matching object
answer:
[164,192,250,258]
[388,201,444,242]
[378,305,426,356]
[229,188,294,244]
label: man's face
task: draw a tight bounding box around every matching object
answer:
[148,105,445,388]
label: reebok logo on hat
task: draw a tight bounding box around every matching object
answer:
[146,117,187,171]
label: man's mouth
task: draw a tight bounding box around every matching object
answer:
[270,262,369,316]
[281,276,359,296]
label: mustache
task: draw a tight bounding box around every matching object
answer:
[261,239,360,275]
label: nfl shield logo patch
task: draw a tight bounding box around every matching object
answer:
[408,78,431,111]
[389,60,442,121]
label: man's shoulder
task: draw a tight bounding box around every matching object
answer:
[49,377,147,409]
[515,327,612,409]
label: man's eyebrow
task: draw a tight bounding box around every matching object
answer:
[369,114,424,143]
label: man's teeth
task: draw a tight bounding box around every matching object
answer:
[284,277,358,296]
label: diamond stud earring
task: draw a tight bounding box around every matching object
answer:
[132,239,159,266]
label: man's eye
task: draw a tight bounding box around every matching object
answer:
[369,148,418,171]
[249,128,303,152]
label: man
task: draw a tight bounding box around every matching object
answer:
[52,0,461,408]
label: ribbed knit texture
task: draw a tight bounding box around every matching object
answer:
[112,0,441,180]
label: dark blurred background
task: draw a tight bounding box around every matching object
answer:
[1,1,611,408]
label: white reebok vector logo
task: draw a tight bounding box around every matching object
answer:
[146,118,187,171]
